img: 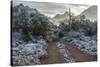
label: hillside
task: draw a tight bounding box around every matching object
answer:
[51,12,71,26]
[77,6,97,21]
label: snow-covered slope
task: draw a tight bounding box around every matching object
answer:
[77,6,97,21]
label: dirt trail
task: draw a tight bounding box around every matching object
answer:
[64,43,97,62]
[41,42,66,64]
[40,42,97,64]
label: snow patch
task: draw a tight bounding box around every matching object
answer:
[56,42,75,63]
[12,34,48,65]
[61,31,97,55]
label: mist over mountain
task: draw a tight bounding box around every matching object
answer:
[53,12,69,20]
[51,11,72,26]
[51,5,97,26]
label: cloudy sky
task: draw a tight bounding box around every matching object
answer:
[12,1,91,17]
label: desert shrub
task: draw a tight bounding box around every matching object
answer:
[12,4,50,41]
[71,20,81,31]
[59,22,70,32]
[29,13,49,36]
[83,20,97,36]
[59,15,97,36]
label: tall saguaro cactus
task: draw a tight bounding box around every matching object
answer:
[68,8,72,30]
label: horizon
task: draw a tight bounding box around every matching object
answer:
[12,1,91,18]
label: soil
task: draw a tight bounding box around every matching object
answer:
[40,41,97,64]
[64,42,97,62]
[41,42,66,64]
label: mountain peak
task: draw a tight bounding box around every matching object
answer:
[78,5,97,21]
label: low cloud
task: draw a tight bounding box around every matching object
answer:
[13,1,91,17]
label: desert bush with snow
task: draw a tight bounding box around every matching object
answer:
[12,32,48,65]
[11,3,97,66]
[61,31,97,55]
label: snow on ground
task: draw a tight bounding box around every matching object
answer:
[12,32,48,65]
[70,36,97,55]
[56,42,75,63]
[61,31,97,55]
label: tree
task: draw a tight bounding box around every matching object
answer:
[30,13,49,36]
[80,15,86,21]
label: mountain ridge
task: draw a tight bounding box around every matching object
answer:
[77,6,97,21]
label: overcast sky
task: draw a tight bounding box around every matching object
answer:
[12,1,91,17]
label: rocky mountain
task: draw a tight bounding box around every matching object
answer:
[52,12,71,26]
[51,6,97,26]
[53,12,69,20]
[77,6,97,21]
